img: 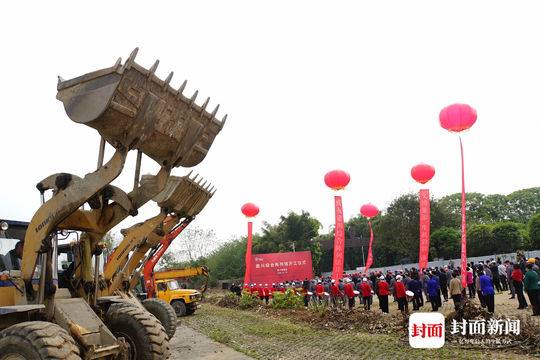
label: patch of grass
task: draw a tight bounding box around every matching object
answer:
[208,328,231,344]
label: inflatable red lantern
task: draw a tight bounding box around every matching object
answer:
[241,202,259,218]
[411,163,435,184]
[439,103,477,133]
[324,170,350,190]
[439,103,477,288]
[360,203,379,219]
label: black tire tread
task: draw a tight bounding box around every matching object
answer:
[106,303,170,359]
[142,298,177,339]
[0,321,81,360]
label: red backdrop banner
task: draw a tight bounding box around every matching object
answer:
[332,195,345,280]
[250,251,313,284]
[419,189,430,271]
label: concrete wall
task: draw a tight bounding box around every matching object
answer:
[322,250,540,276]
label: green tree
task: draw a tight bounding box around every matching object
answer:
[491,222,523,253]
[467,224,493,256]
[205,238,247,281]
[507,188,540,223]
[253,211,322,271]
[430,227,460,259]
[528,213,540,249]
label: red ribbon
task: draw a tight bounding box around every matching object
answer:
[332,195,345,280]
[364,221,374,272]
[460,136,468,288]
[243,221,253,285]
[418,189,431,271]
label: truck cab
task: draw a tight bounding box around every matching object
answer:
[155,279,201,316]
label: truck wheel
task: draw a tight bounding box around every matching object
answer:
[171,300,186,316]
[142,298,177,339]
[0,321,81,360]
[106,303,170,360]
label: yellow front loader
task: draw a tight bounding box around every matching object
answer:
[0,48,225,360]
[96,174,214,339]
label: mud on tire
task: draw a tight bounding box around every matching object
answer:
[0,321,81,360]
[106,303,170,360]
[142,298,177,339]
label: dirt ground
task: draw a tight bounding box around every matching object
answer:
[172,290,539,360]
[180,304,485,360]
[169,323,252,360]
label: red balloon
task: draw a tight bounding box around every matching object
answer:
[324,170,350,190]
[360,203,379,219]
[241,203,259,217]
[439,103,477,132]
[411,163,435,184]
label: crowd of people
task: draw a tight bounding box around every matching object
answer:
[231,256,540,316]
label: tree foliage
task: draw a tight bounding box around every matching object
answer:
[430,227,460,259]
[528,213,540,250]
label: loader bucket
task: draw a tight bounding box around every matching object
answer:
[153,173,214,218]
[56,48,226,168]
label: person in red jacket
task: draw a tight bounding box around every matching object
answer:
[511,264,528,309]
[394,275,409,314]
[315,281,325,304]
[262,284,271,304]
[377,276,390,313]
[343,278,356,309]
[359,278,372,310]
[250,283,258,295]
[330,279,343,308]
[257,283,265,301]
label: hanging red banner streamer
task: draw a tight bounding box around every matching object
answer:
[460,136,468,288]
[418,189,430,271]
[243,221,253,285]
[364,221,374,272]
[332,195,345,280]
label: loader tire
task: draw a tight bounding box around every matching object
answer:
[0,321,81,360]
[142,298,177,339]
[106,303,170,360]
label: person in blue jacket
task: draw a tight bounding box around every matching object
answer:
[406,272,423,310]
[479,269,495,313]
[427,274,441,311]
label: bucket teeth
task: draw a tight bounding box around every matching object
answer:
[177,80,187,97]
[211,104,220,118]
[221,114,228,129]
[149,60,160,76]
[122,47,139,71]
[164,72,174,87]
[114,57,122,69]
[190,90,199,105]
[57,76,65,85]
[201,97,210,113]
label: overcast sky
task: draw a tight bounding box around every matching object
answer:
[1,1,540,247]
